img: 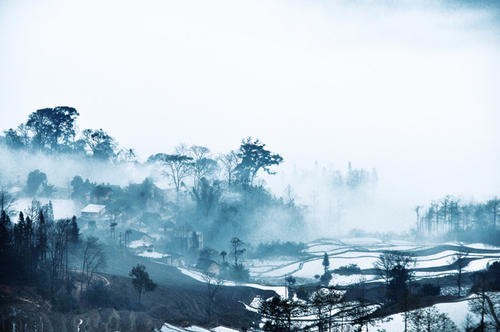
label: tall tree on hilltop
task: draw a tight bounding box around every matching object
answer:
[189,145,218,192]
[26,107,79,152]
[234,137,283,187]
[218,150,240,186]
[82,128,116,160]
[148,150,193,194]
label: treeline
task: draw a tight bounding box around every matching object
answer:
[331,162,378,190]
[415,195,499,244]
[1,106,135,161]
[2,106,134,161]
[0,203,80,300]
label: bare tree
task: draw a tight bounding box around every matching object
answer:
[230,237,245,266]
[0,188,15,215]
[203,273,224,325]
[189,145,219,193]
[218,151,240,186]
[148,150,193,195]
[80,236,105,296]
[486,197,499,229]
[408,306,459,332]
[469,272,500,331]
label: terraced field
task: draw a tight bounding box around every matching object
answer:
[246,238,500,286]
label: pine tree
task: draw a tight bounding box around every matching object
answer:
[14,212,26,256]
[322,252,330,274]
[0,210,11,255]
[0,210,12,280]
[36,211,47,263]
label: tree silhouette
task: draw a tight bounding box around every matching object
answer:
[234,137,283,187]
[129,264,156,304]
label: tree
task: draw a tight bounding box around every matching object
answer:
[80,236,105,295]
[0,188,15,215]
[311,286,343,332]
[218,150,240,186]
[36,211,48,263]
[285,275,296,299]
[230,237,245,266]
[486,197,499,230]
[26,107,79,152]
[408,306,459,332]
[203,273,224,325]
[148,152,193,194]
[25,169,48,196]
[469,268,500,332]
[374,251,415,287]
[387,264,412,304]
[234,138,283,187]
[453,248,469,297]
[68,216,79,244]
[220,250,227,263]
[0,210,11,257]
[115,148,137,163]
[259,295,303,332]
[47,219,73,292]
[82,128,116,160]
[70,176,94,202]
[189,145,218,192]
[191,178,222,217]
[4,127,28,149]
[129,264,156,304]
[92,184,112,203]
[322,252,330,274]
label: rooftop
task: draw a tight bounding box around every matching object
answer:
[81,204,106,214]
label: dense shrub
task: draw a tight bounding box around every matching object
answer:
[52,291,78,312]
[222,264,250,282]
[83,280,130,309]
[320,271,332,284]
[418,283,441,296]
[334,264,362,275]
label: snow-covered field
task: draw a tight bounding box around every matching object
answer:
[143,238,500,331]
[373,296,492,331]
[246,238,500,285]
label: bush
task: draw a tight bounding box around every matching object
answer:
[334,264,362,275]
[83,280,130,309]
[52,291,78,312]
[223,264,250,282]
[320,271,332,284]
[419,283,441,296]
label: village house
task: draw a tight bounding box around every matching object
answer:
[80,204,107,228]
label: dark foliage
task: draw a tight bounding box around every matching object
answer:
[334,264,362,275]
[251,241,306,258]
[418,283,441,296]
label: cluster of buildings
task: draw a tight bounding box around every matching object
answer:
[78,203,204,267]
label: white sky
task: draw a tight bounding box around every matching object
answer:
[1,0,499,204]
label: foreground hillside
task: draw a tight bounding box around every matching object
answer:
[0,266,275,331]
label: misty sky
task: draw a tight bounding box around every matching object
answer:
[1,0,499,205]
